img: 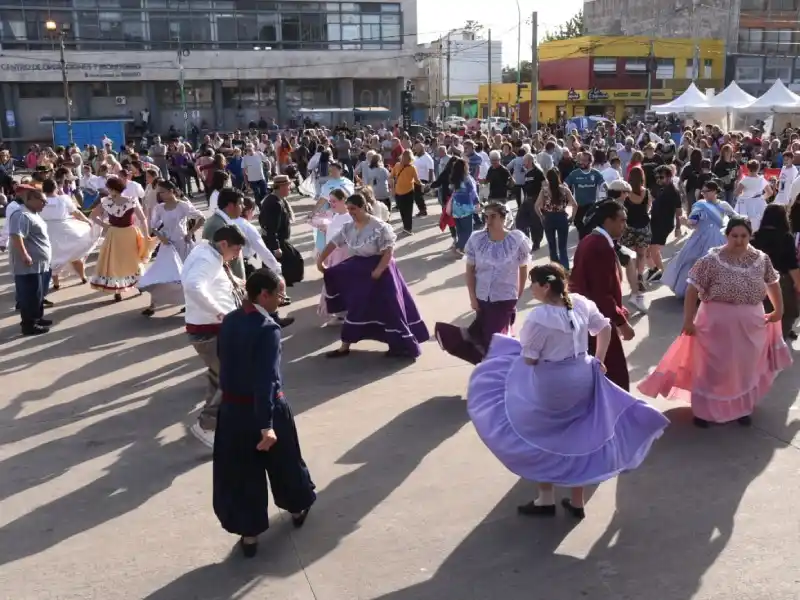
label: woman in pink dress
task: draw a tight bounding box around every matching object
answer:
[639,217,792,428]
[311,188,352,321]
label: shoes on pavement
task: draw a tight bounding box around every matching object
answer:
[561,498,586,520]
[190,422,215,448]
[21,324,50,336]
[517,502,556,517]
[627,294,647,314]
[37,318,53,327]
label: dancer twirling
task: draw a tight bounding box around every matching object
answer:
[639,217,792,428]
[317,193,430,359]
[467,263,668,519]
[569,199,636,391]
[138,180,205,316]
[435,201,530,364]
[213,268,315,558]
[89,176,150,302]
[40,178,97,290]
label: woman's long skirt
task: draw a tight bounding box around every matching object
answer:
[89,225,150,293]
[324,254,430,357]
[137,243,186,306]
[434,299,517,365]
[213,398,316,538]
[47,219,100,273]
[638,301,792,423]
[468,335,669,486]
[661,225,726,298]
[318,246,350,318]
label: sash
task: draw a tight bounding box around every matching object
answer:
[692,200,724,227]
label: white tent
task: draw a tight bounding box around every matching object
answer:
[740,79,800,113]
[652,83,709,114]
[706,82,756,110]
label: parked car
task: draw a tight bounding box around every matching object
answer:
[443,116,466,130]
[482,117,510,134]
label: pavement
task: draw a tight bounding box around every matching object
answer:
[0,194,798,600]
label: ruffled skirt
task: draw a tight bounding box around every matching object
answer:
[89,225,150,293]
[47,219,101,273]
[468,335,669,486]
[137,242,187,305]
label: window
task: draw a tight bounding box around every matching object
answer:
[158,82,213,107]
[740,0,764,8]
[0,11,27,49]
[593,57,616,73]
[738,28,763,53]
[771,0,795,9]
[764,29,793,52]
[19,83,64,98]
[624,58,648,74]
[735,57,763,82]
[703,59,712,78]
[90,81,144,96]
[765,57,792,81]
[655,58,674,80]
[221,81,276,107]
[684,58,694,79]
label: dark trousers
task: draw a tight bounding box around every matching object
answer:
[15,270,51,331]
[574,204,593,240]
[764,273,799,337]
[543,211,570,270]
[395,191,415,231]
[415,182,428,214]
[212,399,316,537]
[249,179,268,204]
[454,216,473,250]
[515,204,543,249]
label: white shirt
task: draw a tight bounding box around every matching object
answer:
[775,164,798,205]
[478,151,490,179]
[738,175,769,200]
[242,153,266,181]
[412,152,435,182]
[181,241,238,326]
[124,180,145,201]
[326,212,353,245]
[233,216,281,274]
[0,200,22,247]
[599,166,621,199]
[208,190,220,213]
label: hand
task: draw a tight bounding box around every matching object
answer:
[681,321,696,336]
[765,311,782,324]
[256,428,278,451]
[470,297,479,311]
[23,254,33,267]
[274,248,282,258]
[598,361,607,374]
[370,267,383,280]
[157,233,170,245]
[101,224,110,233]
[617,322,635,341]
[316,260,326,274]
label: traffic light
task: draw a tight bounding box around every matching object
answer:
[401,88,413,129]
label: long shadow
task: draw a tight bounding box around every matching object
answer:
[625,294,684,382]
[141,395,468,598]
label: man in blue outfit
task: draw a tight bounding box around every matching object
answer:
[212,267,316,558]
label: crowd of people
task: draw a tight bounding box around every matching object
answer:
[0,113,796,556]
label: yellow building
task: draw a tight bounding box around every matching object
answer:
[480,35,726,122]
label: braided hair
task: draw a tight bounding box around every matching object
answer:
[529,262,574,329]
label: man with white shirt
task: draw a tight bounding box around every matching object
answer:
[599,156,622,200]
[412,142,434,217]
[775,150,798,205]
[242,144,269,203]
[182,224,247,448]
[120,168,145,202]
[785,153,800,208]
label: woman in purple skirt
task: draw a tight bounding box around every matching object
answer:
[468,263,669,519]
[435,201,531,364]
[317,193,430,358]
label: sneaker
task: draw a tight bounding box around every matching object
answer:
[190,422,215,449]
[628,294,647,314]
[401,229,413,236]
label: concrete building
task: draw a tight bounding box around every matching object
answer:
[0,0,419,146]
[585,0,800,97]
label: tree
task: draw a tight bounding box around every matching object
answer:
[462,20,484,36]
[502,61,533,83]
[542,10,584,42]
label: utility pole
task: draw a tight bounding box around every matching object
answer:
[487,29,492,119]
[531,12,538,133]
[176,27,188,139]
[46,20,72,145]
[645,40,655,110]
[691,0,699,81]
[438,38,444,120]
[446,33,451,116]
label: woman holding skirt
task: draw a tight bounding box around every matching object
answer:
[89,176,151,302]
[40,178,98,289]
[639,217,792,428]
[310,188,352,322]
[468,263,669,519]
[435,201,531,364]
[317,193,430,358]
[138,181,205,316]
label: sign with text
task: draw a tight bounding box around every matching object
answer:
[0,62,142,78]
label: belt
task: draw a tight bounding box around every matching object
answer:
[222,391,284,404]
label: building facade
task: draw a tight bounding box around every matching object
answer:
[0,0,419,144]
[479,35,725,123]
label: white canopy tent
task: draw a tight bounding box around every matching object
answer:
[706,82,756,110]
[740,79,800,113]
[652,83,709,114]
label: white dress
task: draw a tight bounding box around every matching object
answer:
[735,175,769,231]
[40,194,100,273]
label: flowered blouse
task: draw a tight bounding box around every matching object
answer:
[687,246,779,305]
[330,215,396,257]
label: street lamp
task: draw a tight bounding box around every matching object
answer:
[45,20,73,145]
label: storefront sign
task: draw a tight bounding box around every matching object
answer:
[587,88,609,101]
[567,88,580,101]
[0,62,142,78]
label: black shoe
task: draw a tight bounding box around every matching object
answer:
[786,331,798,340]
[275,316,295,328]
[644,267,658,281]
[737,415,753,427]
[141,306,155,317]
[21,324,49,336]
[561,498,586,520]
[693,416,710,429]
[649,270,663,283]
[239,538,258,558]
[113,293,122,302]
[43,298,54,308]
[37,318,53,327]
[517,501,556,517]
[291,508,310,529]
[280,296,292,307]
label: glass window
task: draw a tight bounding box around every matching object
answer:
[341,12,360,48]
[771,0,795,9]
[90,81,144,96]
[158,81,213,107]
[285,79,337,108]
[217,13,238,45]
[738,28,763,53]
[381,12,399,47]
[222,81,276,107]
[361,13,380,40]
[703,58,712,78]
[764,29,792,52]
[685,58,693,79]
[0,11,27,48]
[281,12,301,47]
[625,58,648,73]
[380,3,400,11]
[593,57,616,73]
[765,57,792,82]
[237,12,280,46]
[735,57,763,82]
[19,83,63,98]
[655,58,674,80]
[300,13,327,48]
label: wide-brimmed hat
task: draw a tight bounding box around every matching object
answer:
[272,174,291,186]
[607,180,632,192]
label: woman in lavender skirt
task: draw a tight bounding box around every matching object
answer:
[467,263,669,519]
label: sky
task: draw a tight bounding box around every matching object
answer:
[417,0,584,67]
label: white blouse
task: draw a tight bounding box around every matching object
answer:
[519,293,610,362]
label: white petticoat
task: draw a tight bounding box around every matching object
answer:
[48,219,101,273]
[137,243,185,306]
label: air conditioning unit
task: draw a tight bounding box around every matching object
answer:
[115,96,127,106]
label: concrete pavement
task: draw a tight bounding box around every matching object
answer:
[0,196,798,600]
